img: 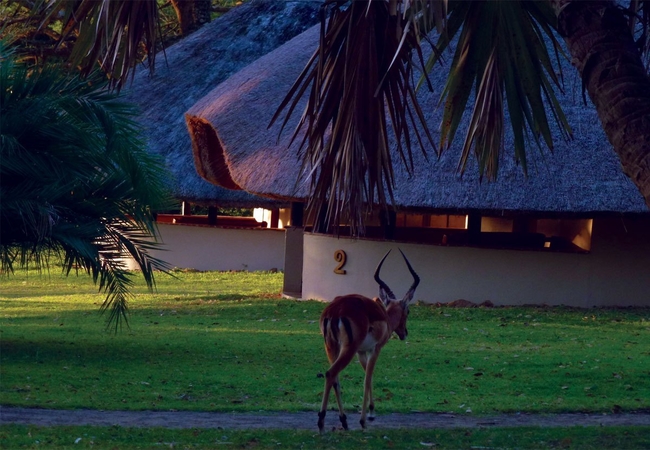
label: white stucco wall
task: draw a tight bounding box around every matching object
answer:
[301,217,650,307]
[125,223,285,272]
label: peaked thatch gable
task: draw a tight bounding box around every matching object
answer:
[122,0,321,207]
[186,24,649,215]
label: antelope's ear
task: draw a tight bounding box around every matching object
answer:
[373,297,388,309]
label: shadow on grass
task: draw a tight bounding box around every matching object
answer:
[0,331,244,366]
[0,294,288,326]
[164,293,283,303]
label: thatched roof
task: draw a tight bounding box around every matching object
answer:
[186,24,649,216]
[122,0,321,207]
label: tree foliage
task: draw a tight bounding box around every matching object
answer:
[271,0,440,234]
[0,44,172,330]
[0,0,242,90]
[436,0,571,178]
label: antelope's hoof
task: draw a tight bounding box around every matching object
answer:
[359,418,366,429]
[339,414,348,430]
[317,411,326,432]
[368,416,375,422]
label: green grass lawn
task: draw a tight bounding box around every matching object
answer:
[2,268,649,416]
[2,424,650,449]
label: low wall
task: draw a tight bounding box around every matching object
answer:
[301,217,650,307]
[125,223,285,272]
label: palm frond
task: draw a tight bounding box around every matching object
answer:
[34,0,159,90]
[439,0,571,180]
[272,0,443,236]
[1,42,172,330]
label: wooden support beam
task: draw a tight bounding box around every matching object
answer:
[290,202,304,227]
[207,206,218,225]
[380,210,396,240]
[270,209,280,229]
[467,213,481,245]
[181,201,192,216]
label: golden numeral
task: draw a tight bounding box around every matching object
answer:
[333,250,347,275]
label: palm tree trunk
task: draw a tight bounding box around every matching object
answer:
[553,0,650,208]
[194,0,212,26]
[171,0,197,35]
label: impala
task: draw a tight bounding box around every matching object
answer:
[317,249,420,431]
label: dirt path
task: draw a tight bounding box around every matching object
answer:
[2,406,650,430]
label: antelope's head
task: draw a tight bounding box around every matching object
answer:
[374,249,420,340]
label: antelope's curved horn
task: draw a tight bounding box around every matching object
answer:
[374,250,396,301]
[399,249,420,302]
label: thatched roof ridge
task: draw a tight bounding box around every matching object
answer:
[122,0,321,207]
[186,26,318,202]
[186,24,649,215]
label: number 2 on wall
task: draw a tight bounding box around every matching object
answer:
[334,249,347,275]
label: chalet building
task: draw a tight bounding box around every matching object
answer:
[184,24,650,307]
[120,1,320,271]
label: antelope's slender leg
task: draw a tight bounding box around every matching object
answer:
[359,348,381,429]
[327,348,356,429]
[318,341,338,432]
[357,352,375,421]
[318,378,332,432]
[319,345,355,431]
[332,375,348,430]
